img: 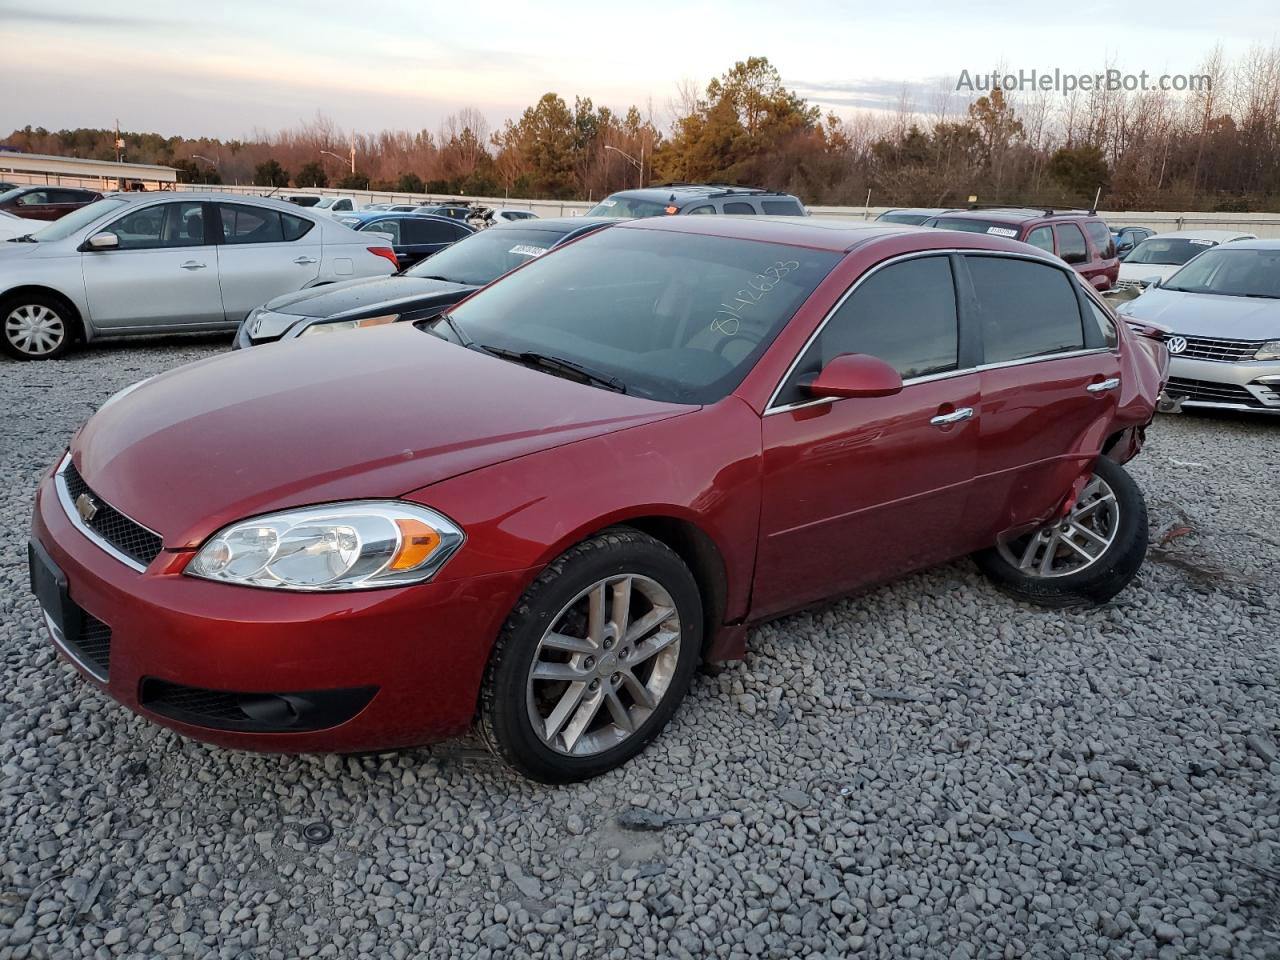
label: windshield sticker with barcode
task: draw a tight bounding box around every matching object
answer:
[986,226,1019,238]
[597,199,616,207]
[509,244,548,258]
[1189,239,1215,246]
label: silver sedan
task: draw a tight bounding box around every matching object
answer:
[0,192,398,360]
[1116,239,1280,413]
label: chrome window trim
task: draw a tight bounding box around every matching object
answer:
[54,452,157,573]
[764,247,1094,415]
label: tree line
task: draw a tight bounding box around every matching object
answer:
[5,46,1279,211]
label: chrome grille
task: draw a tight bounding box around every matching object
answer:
[1113,278,1145,291]
[1166,335,1266,363]
[58,457,163,570]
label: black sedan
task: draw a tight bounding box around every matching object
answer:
[332,211,474,269]
[234,217,620,348]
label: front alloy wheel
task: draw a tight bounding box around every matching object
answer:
[528,574,682,756]
[479,528,702,782]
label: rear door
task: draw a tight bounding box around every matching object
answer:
[963,254,1123,543]
[752,254,983,618]
[82,200,224,329]
[1083,220,1120,289]
[1056,222,1110,291]
[214,202,322,321]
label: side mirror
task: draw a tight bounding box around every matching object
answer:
[86,232,119,250]
[807,353,903,399]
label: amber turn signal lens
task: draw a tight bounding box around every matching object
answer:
[389,519,441,570]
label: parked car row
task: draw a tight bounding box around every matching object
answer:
[28,212,1167,782]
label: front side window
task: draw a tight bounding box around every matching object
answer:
[108,202,206,249]
[440,228,840,404]
[333,200,353,211]
[1055,223,1089,264]
[219,204,284,244]
[687,205,715,215]
[967,256,1085,362]
[1026,226,1054,253]
[16,191,50,206]
[777,256,959,407]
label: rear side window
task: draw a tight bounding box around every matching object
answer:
[362,218,402,243]
[1055,224,1089,264]
[1084,220,1115,259]
[220,204,284,244]
[1025,226,1054,253]
[967,256,1085,362]
[762,200,804,216]
[779,256,959,405]
[722,202,756,215]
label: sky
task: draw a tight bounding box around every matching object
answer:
[1,0,1276,139]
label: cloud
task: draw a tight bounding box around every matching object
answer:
[0,6,161,28]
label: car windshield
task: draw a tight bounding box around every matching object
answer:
[1162,248,1280,298]
[877,212,931,225]
[436,227,841,404]
[1124,237,1216,265]
[585,196,670,218]
[29,197,130,242]
[926,217,1022,238]
[406,227,575,286]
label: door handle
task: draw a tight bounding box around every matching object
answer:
[930,407,974,426]
[1086,377,1121,393]
[180,261,206,270]
[293,256,318,265]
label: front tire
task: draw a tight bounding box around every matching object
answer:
[477,528,702,783]
[1,293,76,360]
[973,456,1148,608]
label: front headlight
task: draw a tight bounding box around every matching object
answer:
[1255,340,1280,361]
[300,313,400,336]
[187,501,464,591]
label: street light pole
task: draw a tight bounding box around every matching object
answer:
[192,154,217,186]
[604,145,644,189]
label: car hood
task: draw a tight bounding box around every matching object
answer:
[265,275,474,317]
[72,324,692,549]
[1117,262,1181,283]
[1118,287,1280,339]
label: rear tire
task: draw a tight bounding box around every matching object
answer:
[477,528,702,783]
[973,456,1148,608]
[1,293,77,360]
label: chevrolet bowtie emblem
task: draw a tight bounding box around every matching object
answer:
[75,492,99,523]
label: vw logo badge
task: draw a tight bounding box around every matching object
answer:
[1166,336,1188,355]
[75,492,99,523]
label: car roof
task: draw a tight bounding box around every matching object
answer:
[617,214,1050,258]
[488,216,619,234]
[96,191,332,216]
[1205,237,1280,250]
[1141,228,1256,241]
[603,184,799,204]
[341,210,460,224]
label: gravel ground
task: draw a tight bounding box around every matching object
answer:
[2,336,1278,960]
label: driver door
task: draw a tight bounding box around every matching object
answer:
[82,201,224,330]
[751,254,984,618]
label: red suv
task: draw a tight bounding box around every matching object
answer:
[0,186,103,221]
[924,208,1120,291]
[29,217,1165,782]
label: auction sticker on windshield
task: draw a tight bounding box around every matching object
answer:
[986,226,1019,237]
[509,245,548,258]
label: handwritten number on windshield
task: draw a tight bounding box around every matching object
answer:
[712,260,800,335]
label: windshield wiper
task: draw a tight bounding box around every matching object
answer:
[6,234,36,243]
[478,346,627,393]
[432,312,473,347]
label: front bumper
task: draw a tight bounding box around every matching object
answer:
[30,468,537,752]
[1164,355,1280,413]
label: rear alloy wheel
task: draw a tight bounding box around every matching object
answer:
[2,296,74,360]
[973,455,1148,608]
[478,529,702,782]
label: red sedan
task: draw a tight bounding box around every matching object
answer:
[28,217,1167,782]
